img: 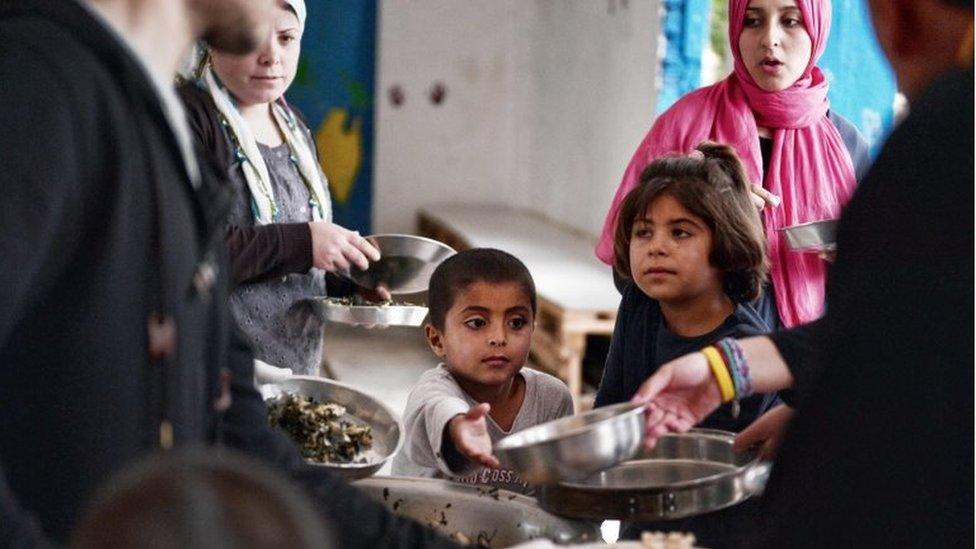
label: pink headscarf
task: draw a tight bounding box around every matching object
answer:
[595,0,856,328]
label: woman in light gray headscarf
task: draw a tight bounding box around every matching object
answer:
[179,0,383,375]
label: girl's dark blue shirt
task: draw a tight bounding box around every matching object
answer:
[595,281,777,432]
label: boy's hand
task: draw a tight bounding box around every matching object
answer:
[447,403,500,469]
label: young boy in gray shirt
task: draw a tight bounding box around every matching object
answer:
[392,249,573,494]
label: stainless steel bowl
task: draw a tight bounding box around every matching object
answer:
[341,234,456,294]
[296,298,429,327]
[537,429,771,521]
[261,376,404,479]
[355,476,602,546]
[495,402,645,485]
[780,219,838,252]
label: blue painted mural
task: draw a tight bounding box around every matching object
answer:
[286,1,377,234]
[818,0,897,154]
[658,0,712,111]
[658,0,897,155]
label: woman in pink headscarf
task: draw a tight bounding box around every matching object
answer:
[598,0,869,331]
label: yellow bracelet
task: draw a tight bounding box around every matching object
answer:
[702,346,735,403]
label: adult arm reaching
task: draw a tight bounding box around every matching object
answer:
[630,335,794,448]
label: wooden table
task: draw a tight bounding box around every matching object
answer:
[418,205,620,410]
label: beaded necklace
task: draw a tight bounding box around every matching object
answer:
[203,68,328,224]
[271,102,327,221]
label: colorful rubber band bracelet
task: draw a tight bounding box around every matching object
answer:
[702,345,735,403]
[718,337,753,398]
[716,338,745,398]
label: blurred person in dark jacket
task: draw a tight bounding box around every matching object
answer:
[0,1,455,547]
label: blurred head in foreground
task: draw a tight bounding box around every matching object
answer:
[71,449,333,549]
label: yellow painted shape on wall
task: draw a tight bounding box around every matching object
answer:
[315,107,362,205]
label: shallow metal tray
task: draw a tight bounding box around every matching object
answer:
[536,429,769,522]
[260,376,404,479]
[298,297,429,327]
[355,476,601,546]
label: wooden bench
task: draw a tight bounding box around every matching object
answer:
[417,205,620,410]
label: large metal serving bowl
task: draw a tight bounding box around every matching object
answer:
[261,376,403,479]
[536,429,770,522]
[355,476,602,546]
[494,402,645,485]
[343,234,456,294]
[780,219,838,252]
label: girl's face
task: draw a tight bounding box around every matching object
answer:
[210,3,301,107]
[629,195,724,304]
[738,0,813,91]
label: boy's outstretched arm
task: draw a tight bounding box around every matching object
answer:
[398,371,491,477]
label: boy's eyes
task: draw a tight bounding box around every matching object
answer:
[672,228,692,238]
[462,317,530,330]
[508,317,529,330]
[463,318,487,329]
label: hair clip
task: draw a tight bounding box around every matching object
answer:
[688,150,705,161]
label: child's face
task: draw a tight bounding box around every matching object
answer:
[425,281,534,388]
[629,194,724,303]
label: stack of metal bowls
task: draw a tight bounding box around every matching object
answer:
[495,405,771,523]
[535,429,770,522]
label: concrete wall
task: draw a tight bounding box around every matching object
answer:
[374,0,660,238]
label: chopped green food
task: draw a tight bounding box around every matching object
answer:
[326,296,413,307]
[267,392,373,464]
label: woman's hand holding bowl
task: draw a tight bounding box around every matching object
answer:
[309,222,381,273]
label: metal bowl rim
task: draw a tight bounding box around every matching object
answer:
[321,301,429,314]
[558,428,758,492]
[356,474,540,505]
[311,299,429,327]
[777,218,839,232]
[495,401,644,452]
[365,233,458,254]
[355,475,604,542]
[267,375,405,470]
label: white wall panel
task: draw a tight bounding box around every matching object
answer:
[374,0,659,239]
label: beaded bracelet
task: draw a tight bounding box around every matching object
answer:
[717,337,753,399]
